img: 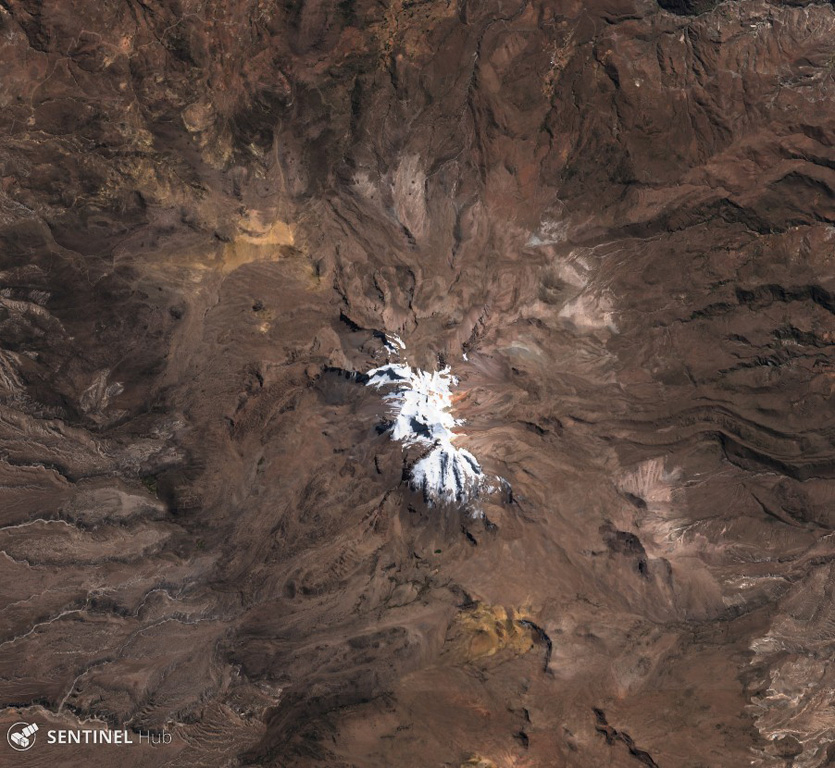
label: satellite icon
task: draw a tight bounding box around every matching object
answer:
[7,722,38,751]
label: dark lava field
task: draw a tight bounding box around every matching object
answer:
[2,0,835,766]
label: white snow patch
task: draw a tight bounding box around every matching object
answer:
[366,362,486,506]
[382,333,406,354]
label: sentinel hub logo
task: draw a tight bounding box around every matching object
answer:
[7,723,38,751]
[6,721,173,751]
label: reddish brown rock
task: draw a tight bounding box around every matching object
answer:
[2,0,835,766]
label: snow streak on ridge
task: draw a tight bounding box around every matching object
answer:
[366,355,485,507]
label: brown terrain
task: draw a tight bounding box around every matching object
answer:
[2,0,835,765]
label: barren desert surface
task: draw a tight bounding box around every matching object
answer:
[3,0,835,766]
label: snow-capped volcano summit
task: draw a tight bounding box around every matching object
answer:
[366,358,485,507]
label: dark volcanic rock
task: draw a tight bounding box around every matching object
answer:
[2,0,835,766]
[656,0,720,15]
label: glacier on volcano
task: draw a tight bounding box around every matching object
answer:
[366,361,484,506]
